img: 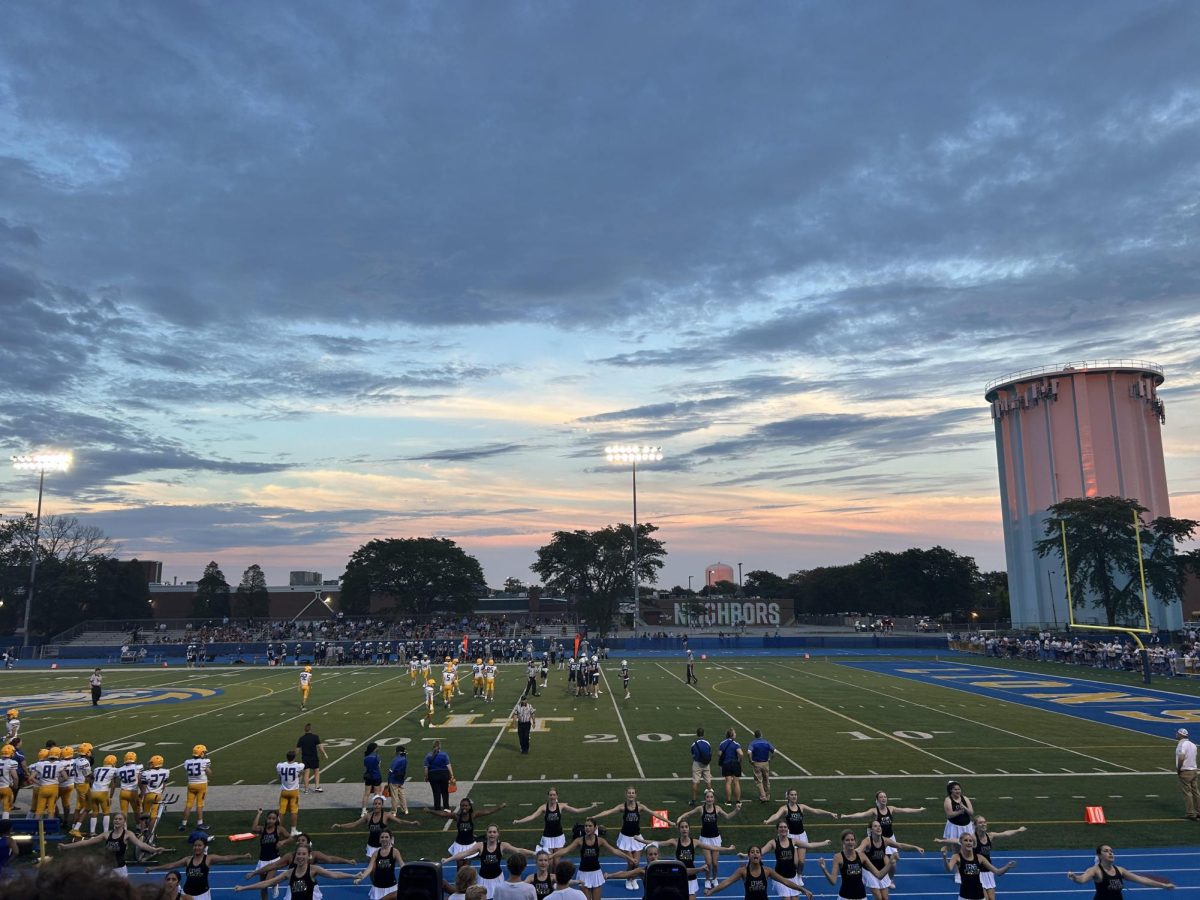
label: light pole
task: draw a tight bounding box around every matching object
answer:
[688,575,693,593]
[11,452,72,649]
[737,562,743,595]
[604,444,663,634]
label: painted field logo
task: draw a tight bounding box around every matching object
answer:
[0,687,221,713]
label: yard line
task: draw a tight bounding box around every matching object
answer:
[472,688,527,781]
[714,664,973,774]
[205,670,412,761]
[654,663,812,776]
[469,770,1169,785]
[793,662,1140,773]
[599,664,644,778]
[321,699,433,776]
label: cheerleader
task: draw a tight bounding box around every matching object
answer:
[841,790,924,872]
[596,786,672,891]
[354,829,406,900]
[856,821,922,900]
[512,787,597,852]
[679,788,740,890]
[942,781,974,841]
[247,808,294,900]
[428,796,508,870]
[525,849,556,899]
[644,819,719,900]
[817,830,892,900]
[333,794,418,859]
[936,816,1024,900]
[941,833,1014,900]
[744,821,828,900]
[550,817,632,900]
[764,788,839,875]
[443,825,537,900]
[145,837,251,900]
[1067,845,1175,895]
[232,844,355,895]
[58,811,166,877]
[707,845,805,899]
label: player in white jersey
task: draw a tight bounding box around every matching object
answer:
[422,679,437,728]
[117,751,144,816]
[0,745,18,819]
[4,710,18,742]
[484,659,498,702]
[472,659,485,698]
[409,657,420,685]
[299,666,313,710]
[441,667,456,709]
[56,746,79,820]
[140,755,171,823]
[179,745,212,832]
[88,754,120,836]
[33,748,65,818]
[277,750,304,835]
[68,744,94,837]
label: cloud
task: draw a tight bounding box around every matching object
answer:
[407,442,530,462]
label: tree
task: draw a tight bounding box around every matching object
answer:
[194,561,231,619]
[700,580,737,596]
[87,558,152,621]
[233,564,271,618]
[531,523,667,633]
[502,577,528,595]
[1036,496,1199,627]
[743,569,793,599]
[341,538,486,617]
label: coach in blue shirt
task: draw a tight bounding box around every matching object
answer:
[424,740,454,811]
[388,744,409,814]
[748,730,776,802]
[689,727,713,804]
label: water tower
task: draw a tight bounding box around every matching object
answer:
[705,562,735,588]
[984,360,1177,629]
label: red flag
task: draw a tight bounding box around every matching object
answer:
[462,634,469,657]
[574,634,581,658]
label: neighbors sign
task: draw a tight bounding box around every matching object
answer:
[673,600,790,626]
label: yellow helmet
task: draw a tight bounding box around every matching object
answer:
[61,746,75,759]
[79,742,93,756]
[0,745,12,758]
[305,665,312,673]
[476,658,483,665]
[5,709,16,719]
[427,678,436,686]
[444,656,450,662]
[37,749,49,761]
[193,745,206,757]
[103,755,118,767]
[149,755,164,768]
[124,751,138,763]
[487,658,494,665]
[48,747,62,759]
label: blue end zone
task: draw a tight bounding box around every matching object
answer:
[839,659,1196,740]
[123,847,1199,898]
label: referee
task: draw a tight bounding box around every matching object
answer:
[89,668,103,706]
[515,697,536,754]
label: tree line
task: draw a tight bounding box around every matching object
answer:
[3,496,1195,640]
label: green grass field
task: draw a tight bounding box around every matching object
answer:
[2,655,1189,864]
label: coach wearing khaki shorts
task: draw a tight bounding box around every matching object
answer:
[690,727,713,803]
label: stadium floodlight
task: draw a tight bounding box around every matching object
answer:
[11,452,73,649]
[603,445,664,634]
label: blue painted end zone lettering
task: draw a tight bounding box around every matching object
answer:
[838,659,1197,740]
[0,687,222,713]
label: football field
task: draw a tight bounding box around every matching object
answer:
[4,653,1198,895]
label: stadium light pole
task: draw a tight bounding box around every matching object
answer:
[604,444,663,635]
[11,452,73,649]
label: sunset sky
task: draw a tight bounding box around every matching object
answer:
[2,2,1198,591]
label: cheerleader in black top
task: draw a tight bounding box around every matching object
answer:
[936,815,1024,900]
[819,830,892,900]
[526,849,557,898]
[426,795,508,869]
[841,790,925,874]
[641,820,718,900]
[744,821,830,900]
[940,833,1014,900]
[334,794,419,859]
[1068,844,1175,896]
[233,844,356,896]
[551,817,633,900]
[145,837,251,900]
[707,845,804,899]
[856,820,922,900]
[246,808,293,900]
[58,811,166,877]
[764,788,840,875]
[680,788,741,890]
[354,829,406,900]
[512,787,598,852]
[942,782,974,842]
[444,824,538,899]
[595,786,672,891]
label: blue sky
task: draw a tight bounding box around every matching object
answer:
[2,2,1198,591]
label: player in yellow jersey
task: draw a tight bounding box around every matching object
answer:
[141,754,170,824]
[299,666,313,711]
[471,658,485,698]
[88,754,119,836]
[422,678,437,728]
[179,744,211,832]
[4,709,19,742]
[484,658,497,702]
[117,751,143,816]
[276,750,304,836]
[452,658,464,696]
[0,745,18,820]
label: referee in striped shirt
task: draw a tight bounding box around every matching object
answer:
[515,697,536,754]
